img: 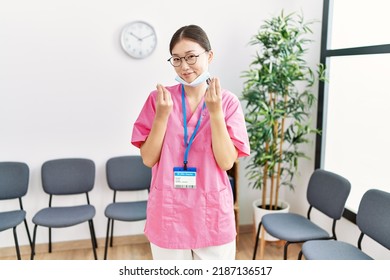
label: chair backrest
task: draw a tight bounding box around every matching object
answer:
[0,162,29,200]
[106,155,151,192]
[41,158,95,195]
[357,189,390,250]
[307,169,351,219]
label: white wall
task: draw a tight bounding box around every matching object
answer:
[0,0,323,249]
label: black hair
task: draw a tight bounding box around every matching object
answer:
[169,25,211,54]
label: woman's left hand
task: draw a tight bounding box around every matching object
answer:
[205,77,223,115]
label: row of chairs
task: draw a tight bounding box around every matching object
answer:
[0,156,151,260]
[252,169,390,260]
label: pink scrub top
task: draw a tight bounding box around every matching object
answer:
[131,84,250,249]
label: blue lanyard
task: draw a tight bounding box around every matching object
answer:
[181,85,205,170]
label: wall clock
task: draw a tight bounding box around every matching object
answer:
[120,21,157,59]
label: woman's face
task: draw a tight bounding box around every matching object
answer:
[170,39,213,84]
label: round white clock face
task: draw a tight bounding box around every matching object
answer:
[121,21,157,59]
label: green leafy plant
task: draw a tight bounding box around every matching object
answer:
[241,11,326,210]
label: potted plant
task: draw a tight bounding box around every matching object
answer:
[241,11,325,238]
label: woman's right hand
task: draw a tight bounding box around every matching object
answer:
[140,84,173,167]
[156,84,173,120]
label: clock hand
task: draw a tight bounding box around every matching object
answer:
[140,33,154,40]
[129,32,142,41]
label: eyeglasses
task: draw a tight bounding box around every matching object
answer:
[167,51,207,67]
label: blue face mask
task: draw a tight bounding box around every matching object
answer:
[175,71,211,87]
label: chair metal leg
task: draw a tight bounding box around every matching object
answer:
[104,218,112,260]
[88,220,98,260]
[110,220,115,247]
[252,221,262,259]
[30,225,38,260]
[298,250,303,260]
[12,227,21,260]
[48,227,52,253]
[90,220,98,248]
[23,218,32,248]
[283,241,291,260]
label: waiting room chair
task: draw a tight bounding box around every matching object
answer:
[103,155,151,259]
[253,169,351,260]
[30,158,98,260]
[0,162,32,259]
[299,189,390,259]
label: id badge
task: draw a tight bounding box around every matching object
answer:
[173,167,197,189]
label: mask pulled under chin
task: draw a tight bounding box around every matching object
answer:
[175,71,211,87]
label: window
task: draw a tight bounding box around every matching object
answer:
[316,0,390,215]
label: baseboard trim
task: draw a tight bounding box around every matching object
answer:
[0,234,149,258]
[0,224,254,258]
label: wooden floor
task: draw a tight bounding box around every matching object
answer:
[0,230,302,260]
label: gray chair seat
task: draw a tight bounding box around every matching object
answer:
[300,189,390,260]
[302,240,373,260]
[103,155,151,259]
[32,205,96,228]
[0,161,32,260]
[262,213,330,242]
[30,158,98,260]
[0,210,26,231]
[253,169,351,260]
[105,201,147,222]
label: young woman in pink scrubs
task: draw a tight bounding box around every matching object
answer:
[131,25,250,260]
